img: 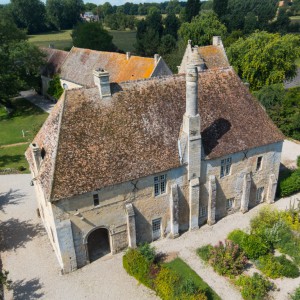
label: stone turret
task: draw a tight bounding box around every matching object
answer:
[93,68,111,99]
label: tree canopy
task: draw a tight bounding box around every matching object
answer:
[71,22,116,52]
[227,31,300,90]
[179,10,227,46]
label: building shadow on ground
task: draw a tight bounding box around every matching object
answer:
[0,218,44,252]
[0,189,25,213]
[11,278,44,300]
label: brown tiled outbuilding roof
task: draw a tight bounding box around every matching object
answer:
[59,47,157,86]
[26,67,284,201]
[41,48,68,77]
[198,45,229,69]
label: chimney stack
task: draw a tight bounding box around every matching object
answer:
[93,69,111,99]
[126,52,131,60]
[154,54,160,66]
[185,64,198,117]
[31,143,42,173]
[213,36,223,47]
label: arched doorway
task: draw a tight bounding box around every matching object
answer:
[87,228,111,262]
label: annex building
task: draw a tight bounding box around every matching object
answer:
[26,37,284,273]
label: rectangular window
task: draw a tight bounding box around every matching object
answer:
[220,157,232,178]
[256,187,264,203]
[154,174,167,196]
[226,198,235,210]
[93,194,99,206]
[199,205,208,218]
[256,156,263,171]
[152,218,161,240]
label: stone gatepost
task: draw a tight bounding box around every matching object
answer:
[125,203,137,248]
[266,174,277,204]
[189,178,200,230]
[169,184,179,238]
[240,173,251,213]
[207,175,216,225]
[56,219,77,273]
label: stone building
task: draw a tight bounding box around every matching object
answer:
[41,46,172,96]
[26,38,284,273]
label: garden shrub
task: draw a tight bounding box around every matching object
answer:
[123,248,152,287]
[236,273,274,300]
[154,266,180,300]
[197,245,213,262]
[47,75,64,99]
[138,243,156,263]
[227,229,248,246]
[209,240,247,277]
[281,205,300,232]
[297,156,300,169]
[241,234,269,259]
[291,286,300,300]
[179,279,207,300]
[257,254,299,279]
[277,169,300,198]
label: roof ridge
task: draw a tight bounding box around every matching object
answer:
[48,92,67,202]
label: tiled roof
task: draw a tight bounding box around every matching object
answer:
[41,48,68,77]
[27,67,284,201]
[59,47,157,86]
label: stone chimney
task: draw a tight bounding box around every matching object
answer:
[31,143,42,173]
[154,54,160,66]
[126,52,131,60]
[93,69,111,99]
[185,64,198,118]
[190,46,206,71]
[213,36,223,47]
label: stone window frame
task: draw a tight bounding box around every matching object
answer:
[152,218,162,240]
[93,193,100,206]
[226,197,235,210]
[256,156,263,171]
[154,174,167,196]
[199,205,208,218]
[256,187,264,203]
[220,157,232,178]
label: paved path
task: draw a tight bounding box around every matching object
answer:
[20,90,54,113]
[281,139,300,168]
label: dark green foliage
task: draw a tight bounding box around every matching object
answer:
[163,40,186,73]
[213,0,228,18]
[123,248,152,287]
[241,234,269,260]
[227,229,248,247]
[47,75,63,99]
[209,240,248,277]
[0,269,11,297]
[138,243,156,263]
[164,12,180,39]
[72,22,116,52]
[104,13,135,30]
[184,0,200,22]
[297,156,300,169]
[257,254,299,279]
[291,286,300,300]
[197,245,214,262]
[236,273,274,300]
[159,34,177,55]
[278,169,300,198]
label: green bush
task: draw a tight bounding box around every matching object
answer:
[154,266,180,300]
[123,248,152,287]
[297,156,300,169]
[241,234,270,259]
[291,286,300,300]
[236,273,274,300]
[209,240,247,277]
[179,279,208,300]
[227,229,248,246]
[47,75,63,99]
[197,245,213,262]
[277,169,300,198]
[138,243,156,263]
[257,254,299,279]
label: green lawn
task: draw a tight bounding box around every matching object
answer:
[0,144,30,173]
[28,29,137,52]
[0,98,48,146]
[165,258,221,300]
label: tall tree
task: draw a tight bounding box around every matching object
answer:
[164,12,180,39]
[179,10,227,46]
[213,0,228,18]
[227,31,300,90]
[184,0,200,22]
[72,22,116,52]
[11,0,46,34]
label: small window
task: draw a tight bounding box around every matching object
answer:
[152,218,161,240]
[220,157,232,178]
[154,174,167,196]
[226,198,235,210]
[93,194,99,206]
[199,205,208,218]
[256,187,264,203]
[256,156,263,171]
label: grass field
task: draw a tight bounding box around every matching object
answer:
[0,144,30,173]
[165,258,221,300]
[28,29,137,52]
[0,98,48,146]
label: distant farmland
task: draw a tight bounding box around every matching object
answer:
[28,29,137,52]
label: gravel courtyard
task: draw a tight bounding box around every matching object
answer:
[1,140,300,299]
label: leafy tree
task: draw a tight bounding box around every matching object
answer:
[179,10,227,46]
[0,17,45,112]
[84,2,97,12]
[164,12,180,39]
[166,0,181,14]
[213,0,228,18]
[46,0,64,30]
[47,75,63,99]
[183,0,200,22]
[72,22,116,52]
[11,0,47,34]
[201,0,213,10]
[159,34,177,55]
[227,31,300,90]
[269,8,291,34]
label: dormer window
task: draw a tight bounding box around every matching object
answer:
[220,157,232,178]
[256,156,263,171]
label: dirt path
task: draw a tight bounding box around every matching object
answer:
[0,142,28,148]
